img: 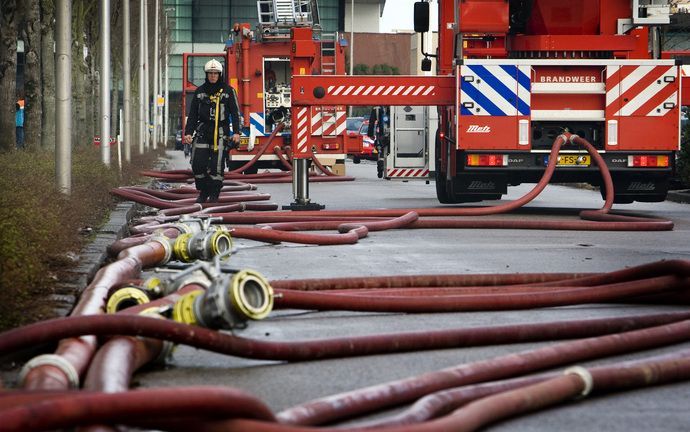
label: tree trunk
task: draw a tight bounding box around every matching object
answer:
[22,0,43,151]
[71,1,84,145]
[110,0,122,146]
[86,15,97,146]
[0,0,18,152]
[41,0,55,150]
[111,68,120,144]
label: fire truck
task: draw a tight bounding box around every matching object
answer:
[288,0,689,207]
[181,0,360,175]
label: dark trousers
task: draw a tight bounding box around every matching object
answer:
[191,142,225,197]
[16,127,24,149]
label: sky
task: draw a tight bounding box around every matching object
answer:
[380,0,438,33]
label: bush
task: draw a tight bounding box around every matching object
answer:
[0,146,163,330]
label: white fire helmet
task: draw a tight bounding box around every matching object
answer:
[204,59,223,74]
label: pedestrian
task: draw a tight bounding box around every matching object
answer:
[15,102,25,150]
[184,59,241,203]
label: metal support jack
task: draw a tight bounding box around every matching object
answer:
[283,158,325,210]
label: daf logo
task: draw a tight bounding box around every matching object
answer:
[610,158,626,163]
[466,125,491,133]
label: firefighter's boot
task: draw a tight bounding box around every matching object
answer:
[377,159,384,178]
[207,183,222,203]
[196,190,210,203]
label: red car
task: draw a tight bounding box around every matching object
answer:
[349,119,377,163]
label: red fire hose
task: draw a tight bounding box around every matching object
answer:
[3,311,690,363]
[205,134,672,240]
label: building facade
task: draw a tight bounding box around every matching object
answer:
[162,0,385,128]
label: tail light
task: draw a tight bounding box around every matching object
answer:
[466,154,508,167]
[628,155,669,168]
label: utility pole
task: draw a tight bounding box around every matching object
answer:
[123,0,132,162]
[56,0,72,194]
[100,0,111,167]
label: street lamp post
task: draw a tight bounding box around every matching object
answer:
[164,7,175,149]
[123,0,132,162]
[153,0,159,148]
[100,0,111,167]
[139,0,146,154]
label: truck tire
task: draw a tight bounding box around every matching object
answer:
[434,128,453,203]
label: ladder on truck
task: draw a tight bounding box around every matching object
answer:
[257,0,320,35]
[320,32,337,74]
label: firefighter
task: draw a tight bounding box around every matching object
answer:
[184,59,241,203]
[368,106,390,178]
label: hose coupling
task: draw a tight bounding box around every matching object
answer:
[172,216,206,235]
[172,289,205,325]
[564,366,594,399]
[173,227,233,262]
[189,269,274,329]
[106,286,152,313]
[148,235,174,265]
[19,354,80,389]
[138,310,177,364]
[173,226,232,262]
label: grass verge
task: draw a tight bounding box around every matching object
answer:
[0,145,165,331]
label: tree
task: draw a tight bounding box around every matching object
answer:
[0,0,18,152]
[71,0,96,146]
[41,0,55,150]
[110,1,123,145]
[21,0,43,151]
[353,63,370,75]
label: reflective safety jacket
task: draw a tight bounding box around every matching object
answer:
[185,81,240,150]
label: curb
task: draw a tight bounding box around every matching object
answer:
[48,201,139,317]
[667,190,690,204]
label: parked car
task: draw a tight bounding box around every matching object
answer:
[346,116,365,133]
[175,130,183,150]
[92,136,116,147]
[349,119,377,163]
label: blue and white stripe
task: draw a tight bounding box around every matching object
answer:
[460,65,531,116]
[250,112,265,135]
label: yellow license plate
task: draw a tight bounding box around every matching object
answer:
[240,137,249,146]
[546,154,591,166]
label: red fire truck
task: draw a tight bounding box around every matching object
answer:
[181,0,360,174]
[288,0,689,206]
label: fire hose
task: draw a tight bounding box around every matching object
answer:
[4,132,684,430]
[3,319,690,431]
[17,220,234,391]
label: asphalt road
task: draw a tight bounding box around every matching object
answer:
[141,150,690,431]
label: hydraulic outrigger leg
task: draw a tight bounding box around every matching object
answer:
[283,158,325,210]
